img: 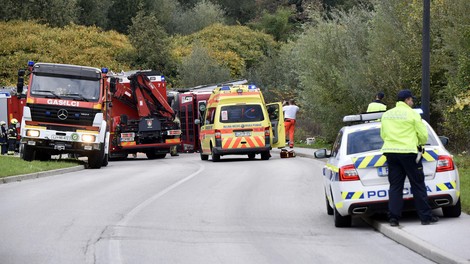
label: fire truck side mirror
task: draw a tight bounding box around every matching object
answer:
[17,69,25,94]
[194,119,201,125]
[110,77,117,94]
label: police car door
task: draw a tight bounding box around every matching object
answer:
[267,102,285,148]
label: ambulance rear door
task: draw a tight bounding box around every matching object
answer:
[267,102,285,148]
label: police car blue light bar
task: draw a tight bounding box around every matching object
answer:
[343,108,424,123]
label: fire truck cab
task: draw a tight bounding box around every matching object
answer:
[199,84,285,161]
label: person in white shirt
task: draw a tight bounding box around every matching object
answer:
[283,99,300,148]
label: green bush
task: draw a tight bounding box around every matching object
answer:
[0,21,134,86]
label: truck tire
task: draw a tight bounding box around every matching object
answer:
[36,150,51,161]
[146,151,166,159]
[88,146,104,169]
[102,154,109,167]
[21,144,34,162]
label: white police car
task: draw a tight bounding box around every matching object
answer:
[314,111,461,227]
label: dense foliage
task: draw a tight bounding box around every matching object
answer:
[0,0,468,153]
[0,21,134,86]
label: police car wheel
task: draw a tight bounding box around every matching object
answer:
[334,206,351,227]
[442,198,461,218]
[326,196,334,215]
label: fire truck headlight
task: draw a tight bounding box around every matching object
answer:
[26,129,40,137]
[82,134,96,143]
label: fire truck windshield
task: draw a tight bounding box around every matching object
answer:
[30,74,100,102]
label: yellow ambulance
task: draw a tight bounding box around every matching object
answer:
[199,84,285,161]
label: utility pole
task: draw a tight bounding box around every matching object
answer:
[422,0,431,122]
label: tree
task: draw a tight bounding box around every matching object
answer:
[249,7,295,42]
[169,0,226,35]
[77,0,112,28]
[179,43,231,86]
[128,10,174,77]
[171,24,278,79]
[0,0,79,27]
[213,0,257,24]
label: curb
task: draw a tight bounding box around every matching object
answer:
[1,165,85,184]
[362,218,468,264]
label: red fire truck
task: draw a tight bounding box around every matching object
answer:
[17,61,180,168]
[107,70,181,160]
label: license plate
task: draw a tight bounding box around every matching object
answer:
[377,166,389,177]
[235,131,251,137]
[50,135,69,141]
[121,133,135,142]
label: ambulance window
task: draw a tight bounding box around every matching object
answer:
[205,107,216,124]
[220,105,264,123]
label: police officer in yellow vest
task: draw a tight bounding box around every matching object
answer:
[366,92,386,112]
[380,89,438,226]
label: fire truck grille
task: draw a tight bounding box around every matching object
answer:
[29,104,99,126]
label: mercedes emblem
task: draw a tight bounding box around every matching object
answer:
[57,109,68,120]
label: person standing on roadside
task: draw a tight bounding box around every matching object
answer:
[7,118,18,155]
[283,99,300,148]
[0,121,7,155]
[367,92,387,112]
[380,89,438,226]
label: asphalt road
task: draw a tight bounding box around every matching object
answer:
[0,153,434,264]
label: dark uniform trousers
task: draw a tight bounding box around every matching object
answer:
[385,153,433,222]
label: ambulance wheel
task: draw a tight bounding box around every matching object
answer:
[326,196,334,215]
[248,153,256,159]
[442,198,461,217]
[21,144,34,162]
[211,147,220,162]
[200,152,209,160]
[334,206,351,227]
[260,151,270,160]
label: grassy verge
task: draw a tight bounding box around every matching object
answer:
[0,156,83,178]
[454,154,470,214]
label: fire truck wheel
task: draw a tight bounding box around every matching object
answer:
[146,152,166,159]
[102,154,109,167]
[21,144,34,162]
[88,149,104,169]
[36,150,51,161]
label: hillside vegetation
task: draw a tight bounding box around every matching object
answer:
[0,21,134,86]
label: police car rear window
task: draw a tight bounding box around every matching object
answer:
[346,127,439,155]
[220,105,264,123]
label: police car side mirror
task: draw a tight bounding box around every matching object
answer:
[439,136,449,146]
[314,149,330,159]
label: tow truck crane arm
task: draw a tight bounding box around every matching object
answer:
[126,72,175,120]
